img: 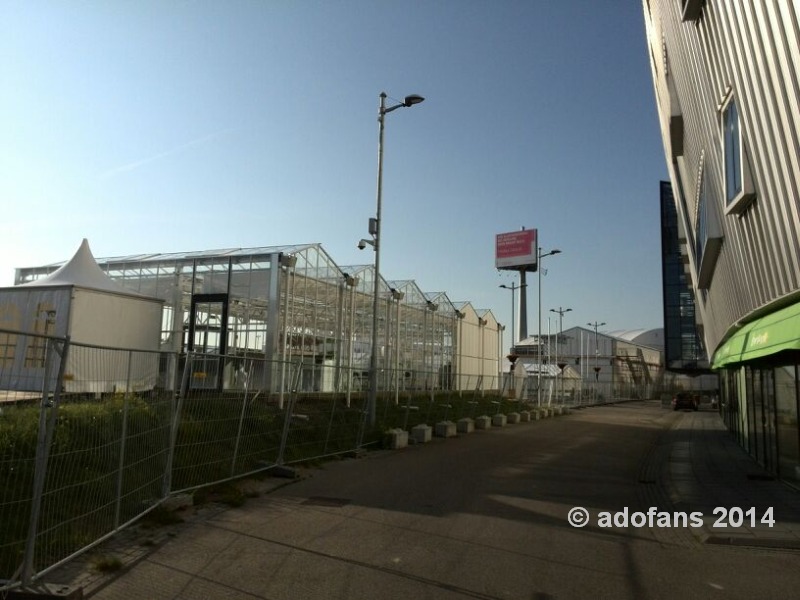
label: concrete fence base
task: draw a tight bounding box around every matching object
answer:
[386,428,409,449]
[457,418,475,434]
[491,414,507,427]
[475,415,492,430]
[411,424,432,444]
[434,421,457,438]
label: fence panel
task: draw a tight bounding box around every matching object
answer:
[170,353,288,493]
[0,330,69,588]
[26,344,170,584]
[1,336,527,591]
[1,387,44,585]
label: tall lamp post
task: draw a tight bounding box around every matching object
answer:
[363,91,425,428]
[550,306,572,404]
[537,248,561,406]
[499,282,527,350]
[588,321,605,400]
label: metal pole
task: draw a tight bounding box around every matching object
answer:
[499,282,524,349]
[554,314,559,403]
[22,337,56,585]
[114,350,133,529]
[365,92,424,425]
[537,249,542,407]
[367,93,387,428]
[384,294,392,391]
[509,287,515,347]
[519,269,528,340]
[559,312,564,403]
[347,282,356,407]
[394,295,401,405]
[550,306,571,404]
[588,321,605,402]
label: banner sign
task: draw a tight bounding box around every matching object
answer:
[495,229,538,270]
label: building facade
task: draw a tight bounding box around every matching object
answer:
[643,0,800,486]
[660,180,708,373]
[512,326,666,403]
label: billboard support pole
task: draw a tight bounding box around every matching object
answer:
[519,269,528,340]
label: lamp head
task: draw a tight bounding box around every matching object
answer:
[403,94,425,107]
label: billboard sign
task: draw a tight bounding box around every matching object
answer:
[495,229,538,271]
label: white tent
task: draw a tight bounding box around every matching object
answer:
[0,240,163,393]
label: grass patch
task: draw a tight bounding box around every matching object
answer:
[140,505,184,529]
[198,483,248,507]
[0,389,513,581]
[91,554,123,573]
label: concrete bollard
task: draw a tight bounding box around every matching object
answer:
[434,421,457,438]
[491,413,507,427]
[386,428,408,449]
[475,415,492,430]
[507,412,520,424]
[519,410,531,422]
[457,417,475,434]
[411,424,432,444]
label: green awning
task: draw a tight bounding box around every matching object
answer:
[712,300,800,369]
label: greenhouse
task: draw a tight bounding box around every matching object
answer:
[14,242,502,395]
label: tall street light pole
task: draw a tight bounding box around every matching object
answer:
[366,92,425,429]
[550,306,572,404]
[499,282,527,350]
[588,320,605,400]
[537,248,561,407]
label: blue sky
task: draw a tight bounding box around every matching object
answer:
[0,0,668,341]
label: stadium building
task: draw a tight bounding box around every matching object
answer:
[643,0,800,486]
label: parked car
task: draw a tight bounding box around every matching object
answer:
[672,392,698,411]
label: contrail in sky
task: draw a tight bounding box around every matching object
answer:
[99,128,234,180]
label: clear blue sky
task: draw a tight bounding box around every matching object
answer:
[0,0,668,340]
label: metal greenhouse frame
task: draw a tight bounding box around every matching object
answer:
[15,244,502,398]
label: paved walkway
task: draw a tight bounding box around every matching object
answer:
[664,407,800,547]
[32,402,800,598]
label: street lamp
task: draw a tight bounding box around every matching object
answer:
[587,321,605,400]
[537,248,561,406]
[499,282,527,350]
[550,306,572,404]
[365,92,425,428]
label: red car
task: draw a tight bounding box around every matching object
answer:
[672,392,698,411]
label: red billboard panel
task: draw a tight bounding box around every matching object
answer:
[495,229,538,270]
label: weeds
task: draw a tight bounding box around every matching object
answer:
[91,554,123,573]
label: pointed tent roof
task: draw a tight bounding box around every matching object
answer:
[18,239,151,298]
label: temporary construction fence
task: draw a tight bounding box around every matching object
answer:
[0,329,511,592]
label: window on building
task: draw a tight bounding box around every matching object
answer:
[723,100,742,201]
[0,332,16,368]
[681,0,705,22]
[694,155,723,289]
[695,173,707,272]
[24,305,56,368]
[721,93,756,213]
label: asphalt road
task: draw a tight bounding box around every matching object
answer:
[90,401,800,599]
